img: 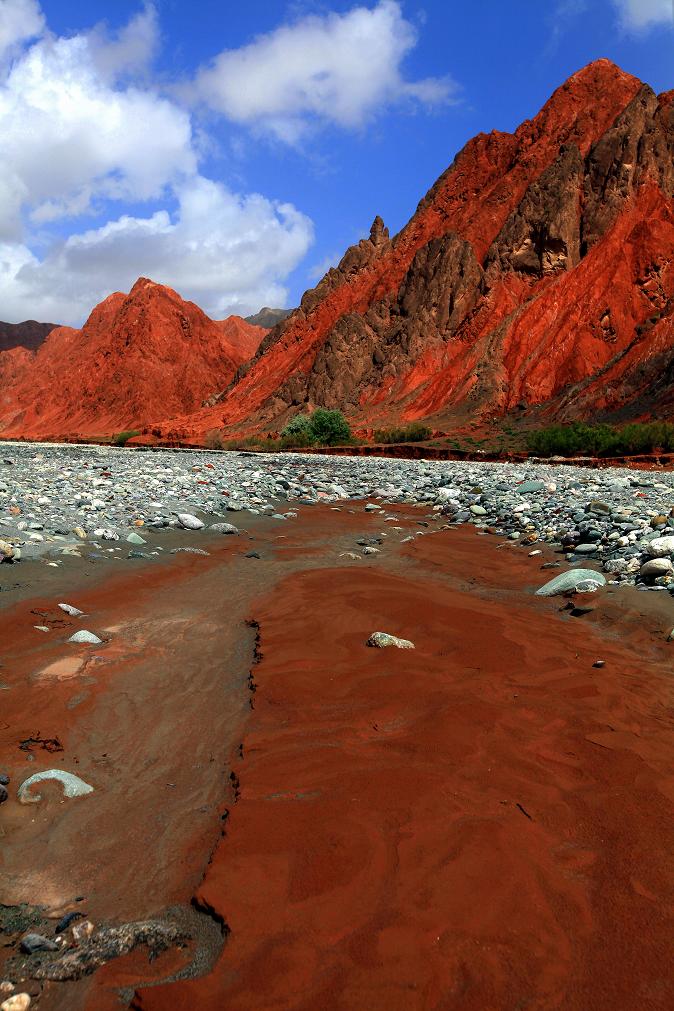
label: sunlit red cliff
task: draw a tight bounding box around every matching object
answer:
[2,60,674,443]
[0,278,266,440]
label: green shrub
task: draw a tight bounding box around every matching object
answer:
[374,422,432,444]
[527,421,674,457]
[281,413,314,440]
[281,408,351,447]
[113,430,140,446]
[308,408,351,446]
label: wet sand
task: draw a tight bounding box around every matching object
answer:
[2,508,674,1009]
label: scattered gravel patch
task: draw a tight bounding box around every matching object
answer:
[2,443,674,594]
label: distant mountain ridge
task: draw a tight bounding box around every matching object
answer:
[244,307,292,328]
[0,279,266,440]
[0,320,58,354]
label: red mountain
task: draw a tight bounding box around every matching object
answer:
[147,59,674,442]
[0,278,266,440]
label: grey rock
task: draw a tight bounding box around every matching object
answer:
[20,933,58,954]
[536,569,606,596]
[366,631,415,649]
[177,513,204,530]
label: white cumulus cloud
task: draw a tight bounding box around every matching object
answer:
[0,0,44,60]
[612,0,673,30]
[0,2,317,325]
[0,29,195,238]
[194,0,454,142]
[0,178,313,325]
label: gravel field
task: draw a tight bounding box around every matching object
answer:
[2,443,674,594]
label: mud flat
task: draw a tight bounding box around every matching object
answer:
[1,503,674,1010]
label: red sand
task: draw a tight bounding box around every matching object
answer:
[132,527,674,1011]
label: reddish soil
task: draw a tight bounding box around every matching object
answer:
[138,526,673,1011]
[3,510,674,1010]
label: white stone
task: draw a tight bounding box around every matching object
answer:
[59,603,84,617]
[366,631,415,649]
[1,995,30,1011]
[647,535,674,557]
[177,513,204,530]
[68,630,102,645]
[640,558,673,578]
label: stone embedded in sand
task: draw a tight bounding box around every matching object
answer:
[177,513,204,530]
[58,602,84,617]
[20,933,58,954]
[209,522,239,534]
[640,557,673,578]
[71,920,95,944]
[535,569,606,596]
[126,532,146,545]
[0,539,14,560]
[1,994,31,1011]
[93,528,119,541]
[33,919,187,981]
[647,535,674,558]
[18,769,94,805]
[68,630,102,645]
[367,632,415,649]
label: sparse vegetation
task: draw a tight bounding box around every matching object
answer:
[373,422,432,444]
[280,408,352,447]
[113,430,140,446]
[527,421,674,458]
[205,429,226,450]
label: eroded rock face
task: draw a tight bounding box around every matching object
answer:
[6,59,674,443]
[152,58,674,441]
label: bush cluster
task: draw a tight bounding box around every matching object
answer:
[113,430,140,446]
[527,421,674,457]
[373,422,432,444]
[280,408,352,447]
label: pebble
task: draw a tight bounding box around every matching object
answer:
[177,513,204,530]
[67,630,103,645]
[536,569,606,596]
[1,995,30,1011]
[58,603,84,616]
[640,558,673,578]
[209,522,239,534]
[20,933,58,954]
[366,631,415,649]
[2,445,674,595]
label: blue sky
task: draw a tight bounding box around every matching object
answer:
[0,0,671,325]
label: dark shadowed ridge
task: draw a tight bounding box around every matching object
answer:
[0,320,58,353]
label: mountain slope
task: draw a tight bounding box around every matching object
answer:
[153,59,655,441]
[0,278,266,440]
